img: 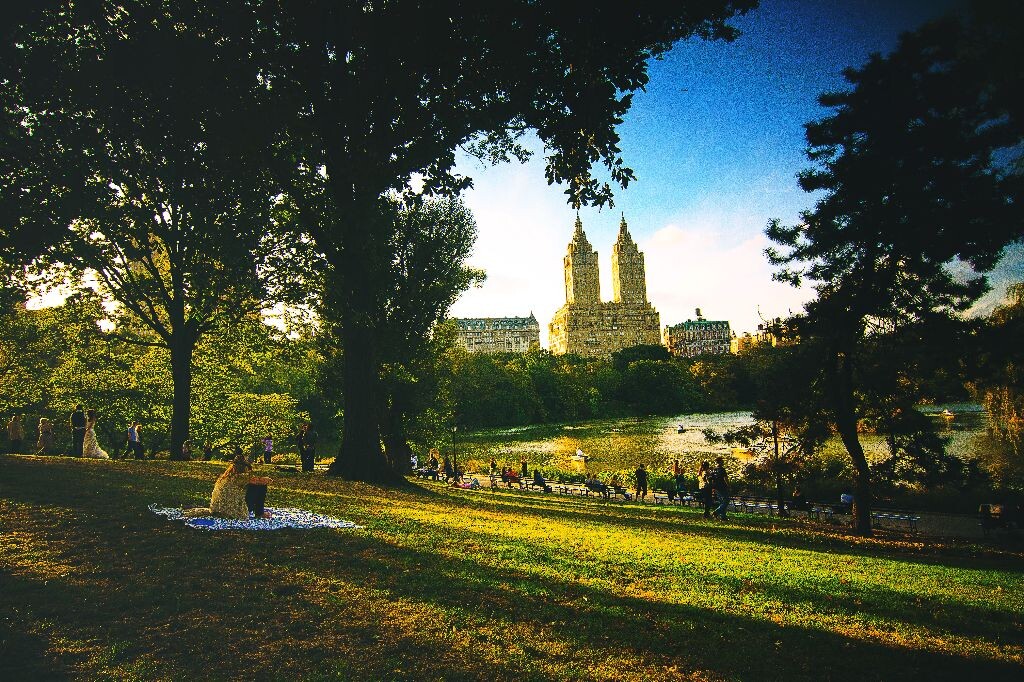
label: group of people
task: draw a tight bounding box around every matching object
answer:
[4,407,319,468]
[7,414,60,456]
[697,457,731,520]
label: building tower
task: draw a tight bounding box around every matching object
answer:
[611,214,647,304]
[549,214,661,357]
[564,215,600,304]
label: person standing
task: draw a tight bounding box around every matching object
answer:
[697,461,712,518]
[6,415,24,453]
[36,418,57,455]
[126,422,145,459]
[297,421,317,472]
[262,435,273,464]
[81,409,110,459]
[711,457,730,520]
[634,463,648,502]
[70,405,86,457]
[520,458,529,479]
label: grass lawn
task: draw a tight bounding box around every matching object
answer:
[1,455,1022,681]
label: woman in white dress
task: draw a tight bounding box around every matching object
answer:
[82,409,110,459]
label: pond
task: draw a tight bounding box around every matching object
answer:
[454,403,1005,479]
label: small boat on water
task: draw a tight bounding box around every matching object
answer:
[940,409,955,419]
[677,424,687,434]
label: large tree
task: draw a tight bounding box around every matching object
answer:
[252,1,757,481]
[318,196,484,473]
[766,1,1023,533]
[0,2,311,457]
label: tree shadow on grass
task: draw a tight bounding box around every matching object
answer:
[4,519,1022,682]
[3,457,1023,680]
[0,613,71,681]
[404,481,1024,573]
[411,514,1024,646]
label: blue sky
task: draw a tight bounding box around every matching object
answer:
[450,0,1022,344]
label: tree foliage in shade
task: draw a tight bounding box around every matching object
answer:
[317,196,484,473]
[253,0,756,482]
[0,1,314,458]
[765,1,1024,534]
[703,344,831,513]
[972,283,1024,461]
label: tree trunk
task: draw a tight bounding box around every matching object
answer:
[381,394,414,475]
[168,332,195,460]
[833,349,873,535]
[772,421,787,515]
[326,312,394,481]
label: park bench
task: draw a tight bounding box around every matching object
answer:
[871,511,921,531]
[607,485,631,501]
[557,483,591,497]
[519,478,552,493]
[978,504,1019,536]
[807,505,835,522]
[274,462,331,473]
[652,490,694,506]
[489,473,520,489]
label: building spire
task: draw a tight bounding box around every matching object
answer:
[574,212,584,236]
[618,213,630,240]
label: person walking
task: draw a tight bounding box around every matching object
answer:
[634,463,648,502]
[81,409,110,459]
[70,405,86,457]
[7,415,24,453]
[125,422,145,459]
[262,435,273,464]
[711,457,730,520]
[297,421,317,473]
[35,417,57,455]
[697,461,713,518]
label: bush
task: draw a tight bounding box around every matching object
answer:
[270,452,299,466]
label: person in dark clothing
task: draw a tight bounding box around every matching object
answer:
[427,449,440,480]
[297,422,317,472]
[635,464,648,502]
[520,458,529,479]
[443,455,455,482]
[697,461,713,517]
[533,469,551,492]
[711,457,730,520]
[585,474,609,499]
[70,405,86,457]
[790,487,807,512]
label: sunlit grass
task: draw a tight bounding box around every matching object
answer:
[1,454,1022,680]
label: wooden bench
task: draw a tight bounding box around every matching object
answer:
[807,505,835,522]
[607,485,631,501]
[557,483,592,497]
[872,511,921,531]
[653,490,692,506]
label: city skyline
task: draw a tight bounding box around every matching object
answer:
[449,0,1022,346]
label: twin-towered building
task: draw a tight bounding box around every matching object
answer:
[453,215,734,358]
[548,215,662,356]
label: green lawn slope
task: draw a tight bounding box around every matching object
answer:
[1,455,1022,681]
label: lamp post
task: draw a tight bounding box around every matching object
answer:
[452,422,458,482]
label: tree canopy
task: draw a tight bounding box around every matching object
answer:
[765,0,1024,533]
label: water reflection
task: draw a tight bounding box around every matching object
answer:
[459,404,1010,479]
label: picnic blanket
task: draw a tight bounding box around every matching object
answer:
[148,504,361,531]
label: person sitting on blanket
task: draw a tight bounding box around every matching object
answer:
[184,451,258,520]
